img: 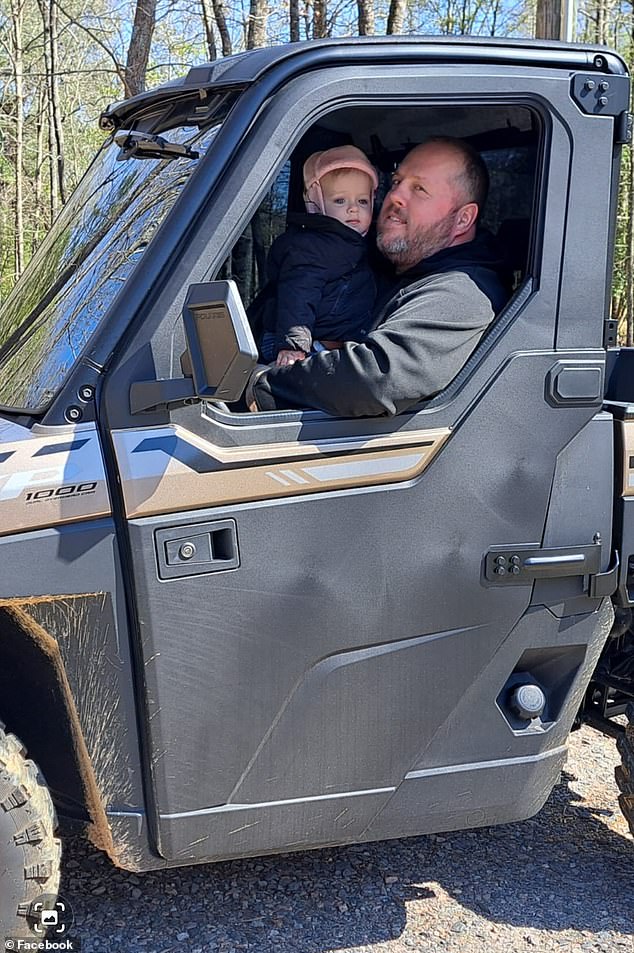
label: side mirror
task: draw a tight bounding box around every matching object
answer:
[130,280,258,414]
[181,280,258,402]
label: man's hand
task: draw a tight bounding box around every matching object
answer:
[245,364,271,412]
[276,349,306,366]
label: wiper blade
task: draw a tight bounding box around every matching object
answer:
[115,131,199,161]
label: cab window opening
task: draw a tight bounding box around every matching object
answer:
[214,102,540,416]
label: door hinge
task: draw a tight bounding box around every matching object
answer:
[571,74,630,119]
[589,550,619,598]
[615,110,633,145]
[603,318,618,348]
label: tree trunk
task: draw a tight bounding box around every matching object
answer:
[357,0,375,35]
[627,12,634,347]
[47,101,59,218]
[241,0,270,295]
[303,0,312,38]
[290,0,300,41]
[200,0,218,60]
[595,0,606,44]
[490,0,501,36]
[9,0,25,278]
[386,0,406,34]
[212,0,233,56]
[50,0,66,203]
[35,86,47,237]
[313,0,327,37]
[124,0,158,98]
[38,0,55,216]
[459,0,471,33]
[625,151,634,347]
[535,0,562,39]
[247,0,268,49]
[39,0,67,205]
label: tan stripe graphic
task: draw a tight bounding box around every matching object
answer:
[0,424,111,536]
[621,419,634,497]
[113,424,451,519]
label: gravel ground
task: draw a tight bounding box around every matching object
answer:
[59,726,633,953]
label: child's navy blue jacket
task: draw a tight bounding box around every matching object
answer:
[259,213,376,354]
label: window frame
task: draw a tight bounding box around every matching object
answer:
[101,61,575,439]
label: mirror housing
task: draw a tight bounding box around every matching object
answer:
[181,280,258,401]
[130,280,258,414]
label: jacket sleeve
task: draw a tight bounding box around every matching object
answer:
[251,272,495,417]
[273,238,333,352]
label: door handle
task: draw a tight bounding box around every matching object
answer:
[484,543,601,585]
[522,553,590,576]
[155,519,239,580]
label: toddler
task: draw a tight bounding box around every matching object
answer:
[256,145,378,366]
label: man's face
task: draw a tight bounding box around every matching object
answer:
[377,144,470,272]
[321,170,373,234]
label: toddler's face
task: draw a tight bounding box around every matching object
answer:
[320,170,373,234]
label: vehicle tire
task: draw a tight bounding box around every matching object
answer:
[0,721,61,937]
[616,701,634,838]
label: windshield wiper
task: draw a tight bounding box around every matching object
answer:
[115,131,200,161]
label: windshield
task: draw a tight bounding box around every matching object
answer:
[0,113,228,413]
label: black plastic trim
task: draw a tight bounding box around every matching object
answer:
[589,550,619,598]
[103,37,628,129]
[94,372,165,862]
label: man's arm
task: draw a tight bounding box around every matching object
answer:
[251,272,496,417]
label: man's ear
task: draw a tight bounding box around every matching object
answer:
[454,202,478,237]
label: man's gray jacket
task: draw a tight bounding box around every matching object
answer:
[250,231,508,417]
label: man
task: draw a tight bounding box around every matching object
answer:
[249,137,508,417]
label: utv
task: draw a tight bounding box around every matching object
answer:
[0,35,633,937]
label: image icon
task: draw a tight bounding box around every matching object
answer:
[27,894,74,937]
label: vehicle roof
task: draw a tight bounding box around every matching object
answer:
[185,35,628,86]
[100,35,628,130]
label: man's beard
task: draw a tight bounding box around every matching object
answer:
[377,210,458,271]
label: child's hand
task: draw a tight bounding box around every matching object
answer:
[276,349,306,366]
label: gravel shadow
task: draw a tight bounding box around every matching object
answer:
[57,763,634,953]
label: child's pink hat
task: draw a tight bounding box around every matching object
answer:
[303,146,379,215]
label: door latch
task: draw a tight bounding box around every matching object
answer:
[483,542,615,596]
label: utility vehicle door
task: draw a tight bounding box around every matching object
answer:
[100,43,626,864]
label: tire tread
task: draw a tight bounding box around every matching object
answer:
[615,702,634,837]
[0,720,61,935]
